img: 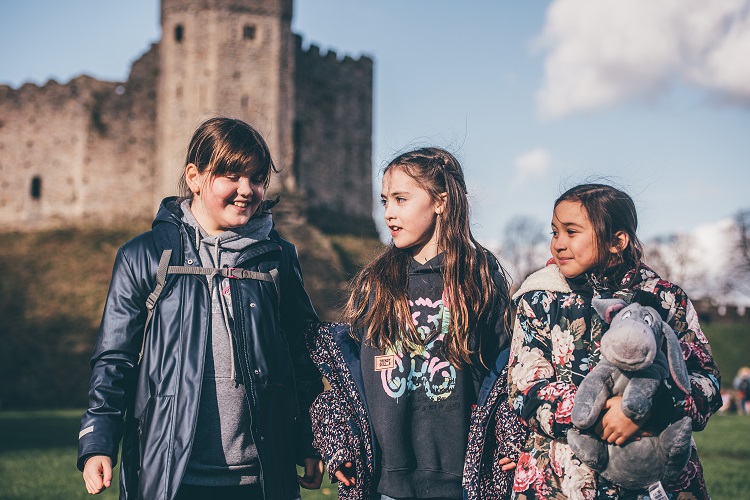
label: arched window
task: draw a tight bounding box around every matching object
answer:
[175,24,184,43]
[243,25,256,40]
[30,176,42,200]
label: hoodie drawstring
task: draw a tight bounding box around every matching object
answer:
[197,234,238,384]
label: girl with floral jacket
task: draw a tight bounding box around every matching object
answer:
[507,184,722,499]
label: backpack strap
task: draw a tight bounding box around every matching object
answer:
[138,250,281,363]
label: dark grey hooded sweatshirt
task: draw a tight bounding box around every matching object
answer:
[180,199,273,486]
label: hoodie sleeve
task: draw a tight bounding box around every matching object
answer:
[77,245,149,471]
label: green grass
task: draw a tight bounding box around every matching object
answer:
[702,323,750,388]
[0,409,336,500]
[2,410,749,499]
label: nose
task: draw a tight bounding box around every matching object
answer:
[237,176,252,197]
[552,234,566,252]
[383,203,395,221]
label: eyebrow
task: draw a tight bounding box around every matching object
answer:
[381,190,409,197]
[551,218,585,229]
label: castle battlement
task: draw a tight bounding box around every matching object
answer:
[0,0,374,234]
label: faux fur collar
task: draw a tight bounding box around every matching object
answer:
[512,264,571,300]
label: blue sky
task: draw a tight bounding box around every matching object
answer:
[2,0,749,246]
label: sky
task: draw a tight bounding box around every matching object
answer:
[1,0,749,250]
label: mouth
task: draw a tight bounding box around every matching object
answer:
[389,225,402,236]
[232,200,249,208]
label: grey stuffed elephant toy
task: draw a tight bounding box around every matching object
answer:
[566,298,693,491]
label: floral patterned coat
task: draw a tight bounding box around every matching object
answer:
[306,322,526,500]
[507,264,722,500]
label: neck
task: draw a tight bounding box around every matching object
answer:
[411,242,440,264]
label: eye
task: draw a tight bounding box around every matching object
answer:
[643,314,653,326]
[620,311,632,319]
[396,197,406,204]
[225,174,240,181]
[380,198,387,207]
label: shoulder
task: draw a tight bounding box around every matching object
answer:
[119,230,159,260]
[513,264,570,301]
[269,229,298,256]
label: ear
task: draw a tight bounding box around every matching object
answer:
[592,298,628,324]
[608,230,629,254]
[662,321,690,394]
[185,163,202,194]
[435,192,447,215]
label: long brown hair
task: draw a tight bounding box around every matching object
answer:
[344,147,509,368]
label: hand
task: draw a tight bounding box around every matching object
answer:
[595,396,644,446]
[82,455,112,495]
[333,461,357,487]
[298,457,324,490]
[498,456,517,472]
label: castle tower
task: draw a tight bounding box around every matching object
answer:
[156,0,296,206]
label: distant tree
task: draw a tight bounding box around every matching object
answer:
[644,233,708,297]
[726,208,750,296]
[500,215,548,289]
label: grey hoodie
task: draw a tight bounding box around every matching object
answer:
[180,199,273,486]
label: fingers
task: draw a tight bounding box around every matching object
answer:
[298,458,324,490]
[102,460,113,490]
[499,457,517,471]
[82,456,111,495]
[333,462,356,487]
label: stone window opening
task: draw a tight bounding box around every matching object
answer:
[243,25,256,40]
[31,176,42,200]
[175,24,184,43]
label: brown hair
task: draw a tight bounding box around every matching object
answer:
[344,147,509,368]
[555,183,643,285]
[178,117,278,198]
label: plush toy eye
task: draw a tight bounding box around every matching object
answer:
[643,313,653,326]
[620,311,632,319]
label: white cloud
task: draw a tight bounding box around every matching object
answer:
[512,148,551,187]
[536,0,750,119]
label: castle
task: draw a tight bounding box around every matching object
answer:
[0,0,375,233]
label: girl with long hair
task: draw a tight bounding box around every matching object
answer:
[307,147,526,500]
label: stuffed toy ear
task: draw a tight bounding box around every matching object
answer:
[592,298,628,324]
[662,322,690,394]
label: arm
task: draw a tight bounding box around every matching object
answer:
[635,284,722,430]
[279,242,324,462]
[507,291,577,440]
[78,246,149,471]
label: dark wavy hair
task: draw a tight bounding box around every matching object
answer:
[555,183,644,286]
[178,117,279,201]
[344,147,509,368]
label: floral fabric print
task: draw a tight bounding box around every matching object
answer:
[507,265,722,500]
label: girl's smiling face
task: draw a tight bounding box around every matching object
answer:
[186,162,265,235]
[381,167,445,263]
[550,200,600,278]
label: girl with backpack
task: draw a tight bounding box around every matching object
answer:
[306,147,526,500]
[507,183,722,499]
[78,117,324,500]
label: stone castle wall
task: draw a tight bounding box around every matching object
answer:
[0,43,160,230]
[294,37,374,229]
[0,0,374,233]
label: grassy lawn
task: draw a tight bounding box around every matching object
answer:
[2,410,749,499]
[0,409,336,500]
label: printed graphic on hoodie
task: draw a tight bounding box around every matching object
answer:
[377,291,457,402]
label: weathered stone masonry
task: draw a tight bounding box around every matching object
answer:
[0,0,374,233]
